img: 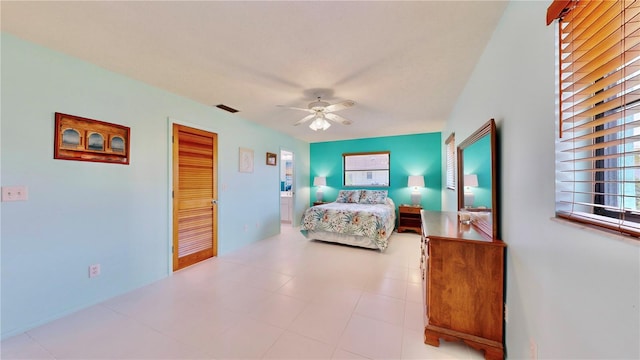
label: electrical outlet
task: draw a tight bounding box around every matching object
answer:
[529,338,538,360]
[89,264,101,278]
[1,186,28,202]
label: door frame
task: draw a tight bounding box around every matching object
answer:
[167,117,219,273]
[280,147,295,227]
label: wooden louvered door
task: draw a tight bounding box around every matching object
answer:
[172,124,218,271]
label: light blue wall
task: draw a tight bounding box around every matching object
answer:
[310,133,441,210]
[0,33,310,338]
[442,1,639,358]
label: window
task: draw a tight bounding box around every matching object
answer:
[445,133,456,190]
[110,136,125,153]
[87,132,104,151]
[549,0,640,236]
[61,128,80,148]
[343,151,390,187]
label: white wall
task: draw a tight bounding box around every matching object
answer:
[0,33,310,338]
[443,2,640,358]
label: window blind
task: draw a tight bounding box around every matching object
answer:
[549,0,640,236]
[445,133,456,190]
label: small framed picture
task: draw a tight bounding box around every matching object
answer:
[266,152,277,166]
[239,147,254,173]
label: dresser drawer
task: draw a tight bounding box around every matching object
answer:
[399,205,421,214]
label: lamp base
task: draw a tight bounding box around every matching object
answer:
[316,190,323,203]
[464,192,475,208]
[411,192,421,206]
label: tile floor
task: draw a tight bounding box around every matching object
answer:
[1,226,484,359]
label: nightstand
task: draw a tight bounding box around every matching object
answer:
[398,205,422,233]
[313,201,328,206]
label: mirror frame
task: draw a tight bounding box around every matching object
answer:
[457,118,498,239]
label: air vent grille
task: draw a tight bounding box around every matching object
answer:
[215,104,239,113]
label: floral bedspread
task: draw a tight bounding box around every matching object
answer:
[300,201,396,246]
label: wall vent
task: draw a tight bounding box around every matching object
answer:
[215,104,239,113]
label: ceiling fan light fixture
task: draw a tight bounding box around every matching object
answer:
[309,116,331,131]
[279,96,354,130]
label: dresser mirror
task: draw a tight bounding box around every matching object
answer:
[457,118,498,239]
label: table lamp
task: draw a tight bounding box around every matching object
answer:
[313,176,326,202]
[463,174,479,208]
[408,175,425,206]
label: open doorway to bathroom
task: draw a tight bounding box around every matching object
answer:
[280,150,294,226]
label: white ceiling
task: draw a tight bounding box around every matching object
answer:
[1,1,507,143]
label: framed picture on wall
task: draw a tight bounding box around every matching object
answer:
[266,152,277,166]
[54,112,130,165]
[239,147,254,173]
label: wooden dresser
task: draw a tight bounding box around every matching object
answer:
[420,210,506,360]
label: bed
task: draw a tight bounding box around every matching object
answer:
[300,189,396,251]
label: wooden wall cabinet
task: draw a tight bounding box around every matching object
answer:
[420,210,506,360]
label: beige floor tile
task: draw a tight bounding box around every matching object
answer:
[248,292,308,328]
[354,292,406,326]
[288,301,354,345]
[263,331,335,359]
[154,305,249,349]
[26,305,202,359]
[338,314,404,359]
[311,284,364,310]
[0,334,54,360]
[203,317,284,358]
[332,348,372,359]
[215,284,274,313]
[403,300,425,332]
[363,275,408,300]
[276,275,327,300]
[405,281,423,304]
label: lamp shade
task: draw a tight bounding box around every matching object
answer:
[464,174,479,187]
[313,176,326,186]
[408,175,425,188]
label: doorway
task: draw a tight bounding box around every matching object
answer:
[172,124,218,271]
[280,150,294,225]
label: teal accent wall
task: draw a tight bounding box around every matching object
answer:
[310,133,442,210]
[0,33,310,338]
[462,134,492,208]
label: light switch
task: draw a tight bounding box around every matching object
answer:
[1,186,28,202]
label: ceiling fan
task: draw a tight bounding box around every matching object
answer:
[278,97,356,131]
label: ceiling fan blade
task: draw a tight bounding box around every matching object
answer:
[324,100,355,113]
[293,114,316,126]
[325,113,353,125]
[276,105,314,113]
